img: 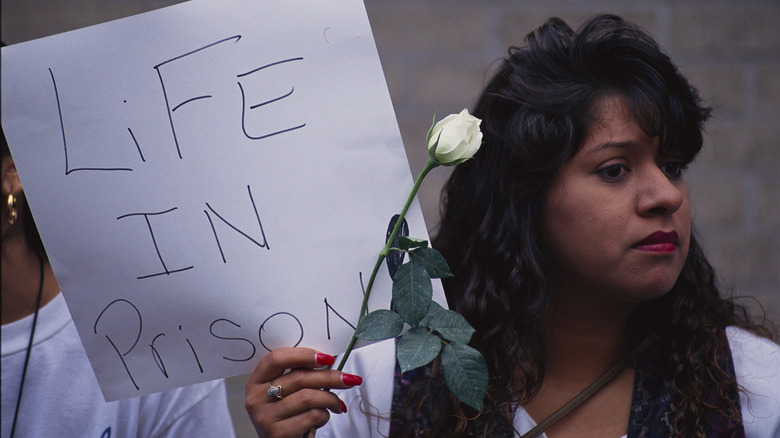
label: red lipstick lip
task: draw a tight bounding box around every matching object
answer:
[634,231,679,252]
[637,231,679,246]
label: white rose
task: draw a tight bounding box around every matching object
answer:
[426,109,483,166]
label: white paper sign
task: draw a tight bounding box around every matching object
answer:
[1,0,444,401]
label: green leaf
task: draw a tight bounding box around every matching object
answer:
[428,129,443,163]
[441,342,488,411]
[397,236,428,251]
[392,259,433,326]
[408,247,453,278]
[354,309,404,341]
[396,327,442,372]
[425,112,437,146]
[418,299,446,328]
[420,301,475,344]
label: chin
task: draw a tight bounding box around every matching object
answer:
[617,279,678,304]
[639,286,675,303]
[633,265,684,301]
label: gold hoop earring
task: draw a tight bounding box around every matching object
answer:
[7,194,17,226]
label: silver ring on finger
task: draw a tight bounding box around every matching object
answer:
[267,381,284,400]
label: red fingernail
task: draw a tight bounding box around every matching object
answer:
[340,400,347,413]
[315,353,335,366]
[342,373,362,386]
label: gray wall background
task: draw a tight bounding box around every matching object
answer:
[3,1,778,436]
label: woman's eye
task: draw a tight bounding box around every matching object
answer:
[662,161,686,178]
[597,164,629,179]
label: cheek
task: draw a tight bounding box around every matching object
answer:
[543,191,621,263]
[678,187,692,249]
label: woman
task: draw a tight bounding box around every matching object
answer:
[245,15,780,437]
[1,125,237,437]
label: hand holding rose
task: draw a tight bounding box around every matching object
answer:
[246,110,483,438]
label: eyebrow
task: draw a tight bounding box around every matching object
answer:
[583,141,638,156]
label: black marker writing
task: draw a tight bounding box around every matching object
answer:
[150,333,170,378]
[149,326,205,377]
[204,211,226,263]
[127,128,146,162]
[116,208,195,279]
[154,35,241,159]
[324,298,356,340]
[50,68,134,175]
[171,95,213,112]
[181,325,204,373]
[94,299,142,390]
[237,57,306,140]
[258,312,304,352]
[205,184,270,262]
[93,295,366,387]
[209,318,256,362]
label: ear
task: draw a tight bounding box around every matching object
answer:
[2,155,23,197]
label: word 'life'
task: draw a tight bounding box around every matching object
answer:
[49,35,306,174]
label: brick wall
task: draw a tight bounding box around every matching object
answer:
[2,1,778,435]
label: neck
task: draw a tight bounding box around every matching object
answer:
[1,233,60,325]
[543,294,636,384]
[522,291,639,436]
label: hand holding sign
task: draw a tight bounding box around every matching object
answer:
[1,0,447,401]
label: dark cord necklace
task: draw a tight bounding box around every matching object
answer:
[9,254,45,438]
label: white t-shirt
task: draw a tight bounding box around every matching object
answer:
[1,293,236,438]
[320,326,780,437]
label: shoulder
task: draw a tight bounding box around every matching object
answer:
[727,325,780,382]
[3,294,235,437]
[318,339,397,438]
[340,338,397,379]
[726,326,780,438]
[136,379,235,438]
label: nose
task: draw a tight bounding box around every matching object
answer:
[636,166,685,216]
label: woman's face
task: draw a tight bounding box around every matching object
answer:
[542,95,691,306]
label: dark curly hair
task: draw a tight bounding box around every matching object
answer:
[403,14,773,437]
